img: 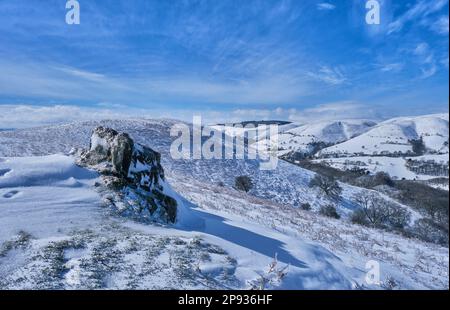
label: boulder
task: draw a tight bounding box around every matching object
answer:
[111,133,133,177]
[78,126,178,223]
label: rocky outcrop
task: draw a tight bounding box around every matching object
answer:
[78,126,178,223]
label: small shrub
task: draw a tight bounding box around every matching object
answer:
[351,209,369,226]
[320,205,340,219]
[309,174,342,199]
[300,203,311,211]
[373,172,394,187]
[410,218,449,246]
[382,276,399,290]
[235,176,253,193]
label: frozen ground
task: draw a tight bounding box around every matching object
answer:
[257,119,377,156]
[0,155,448,290]
[0,119,423,215]
[314,154,449,181]
[318,114,449,157]
[0,118,448,289]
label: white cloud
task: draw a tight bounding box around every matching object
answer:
[0,105,156,129]
[316,3,336,11]
[430,15,449,34]
[286,101,378,123]
[414,42,430,56]
[388,0,448,35]
[379,63,404,73]
[0,103,376,129]
[420,65,438,79]
[56,67,107,82]
[212,102,379,124]
[0,60,315,106]
[307,66,347,85]
[412,42,439,78]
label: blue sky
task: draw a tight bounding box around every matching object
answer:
[0,0,448,126]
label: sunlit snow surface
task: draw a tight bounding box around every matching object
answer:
[0,155,355,289]
[0,119,448,289]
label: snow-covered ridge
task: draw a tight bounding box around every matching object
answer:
[0,117,437,217]
[0,119,360,215]
[268,119,377,157]
[307,114,449,184]
[318,114,449,157]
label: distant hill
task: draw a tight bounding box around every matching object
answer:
[214,120,292,127]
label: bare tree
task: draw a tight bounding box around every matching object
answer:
[352,192,410,229]
[309,174,342,199]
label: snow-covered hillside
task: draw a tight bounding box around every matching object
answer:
[308,114,449,184]
[0,119,368,214]
[318,114,449,157]
[212,120,376,157]
[269,120,377,156]
[0,118,449,289]
[0,155,447,289]
[314,154,449,182]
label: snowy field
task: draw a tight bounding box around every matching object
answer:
[0,118,448,290]
[314,154,449,181]
[0,154,448,290]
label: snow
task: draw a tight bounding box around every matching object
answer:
[90,134,108,152]
[318,114,449,157]
[0,119,365,213]
[1,154,447,289]
[0,117,449,290]
[0,155,104,244]
[255,119,376,156]
[309,114,449,187]
[169,176,448,290]
[314,154,449,181]
[0,155,356,289]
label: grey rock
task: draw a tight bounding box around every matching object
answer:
[78,126,178,223]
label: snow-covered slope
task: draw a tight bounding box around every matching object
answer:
[255,120,376,157]
[0,119,363,214]
[318,114,449,157]
[0,155,447,289]
[310,114,449,184]
[314,154,449,181]
[0,155,103,244]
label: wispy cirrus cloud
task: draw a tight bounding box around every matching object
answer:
[388,0,449,34]
[307,66,348,85]
[0,61,313,106]
[55,67,107,82]
[429,15,449,35]
[412,43,438,79]
[316,3,336,11]
[286,101,379,123]
[0,0,447,121]
[379,63,404,73]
